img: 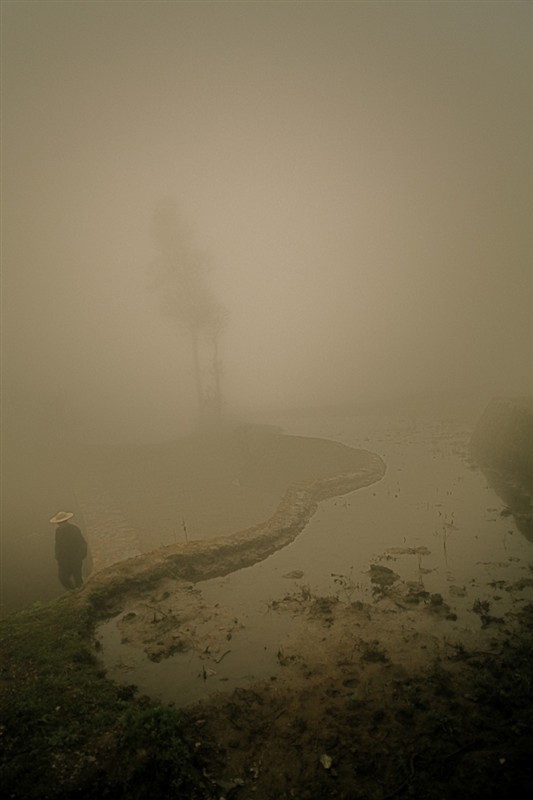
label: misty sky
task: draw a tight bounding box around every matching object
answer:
[2,0,532,440]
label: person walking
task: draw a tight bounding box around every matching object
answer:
[49,511,87,590]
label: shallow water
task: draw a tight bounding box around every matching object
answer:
[98,411,533,706]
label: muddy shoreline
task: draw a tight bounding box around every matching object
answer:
[80,418,533,799]
[94,538,533,800]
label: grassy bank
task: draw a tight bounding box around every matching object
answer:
[0,595,214,799]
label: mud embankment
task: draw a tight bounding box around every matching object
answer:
[470,397,533,540]
[79,438,386,613]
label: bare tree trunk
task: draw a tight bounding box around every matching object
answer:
[212,334,223,419]
[191,329,204,419]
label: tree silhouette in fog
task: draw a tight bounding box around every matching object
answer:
[151,199,226,421]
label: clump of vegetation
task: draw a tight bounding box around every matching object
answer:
[359,638,389,663]
[368,563,400,597]
[472,597,505,628]
[269,583,314,609]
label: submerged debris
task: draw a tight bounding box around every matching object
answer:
[368,564,400,594]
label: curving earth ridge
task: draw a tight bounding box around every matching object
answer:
[77,428,386,611]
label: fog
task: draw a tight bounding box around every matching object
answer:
[1,0,531,452]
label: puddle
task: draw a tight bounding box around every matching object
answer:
[98,591,304,707]
[96,412,533,706]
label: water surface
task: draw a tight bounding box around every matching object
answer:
[98,411,533,706]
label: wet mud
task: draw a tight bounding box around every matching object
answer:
[95,550,533,800]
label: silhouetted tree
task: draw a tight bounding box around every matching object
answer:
[205,303,228,419]
[151,199,227,421]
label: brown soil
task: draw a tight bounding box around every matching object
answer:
[94,559,533,800]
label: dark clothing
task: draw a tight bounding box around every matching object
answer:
[58,559,83,590]
[55,522,87,590]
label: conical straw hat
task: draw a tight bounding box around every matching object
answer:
[49,511,74,524]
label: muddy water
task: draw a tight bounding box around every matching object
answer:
[98,412,533,706]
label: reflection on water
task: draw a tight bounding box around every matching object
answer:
[99,596,305,707]
[98,412,533,707]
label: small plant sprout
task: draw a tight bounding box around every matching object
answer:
[331,567,360,603]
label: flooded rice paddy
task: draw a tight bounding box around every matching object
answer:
[97,411,533,707]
